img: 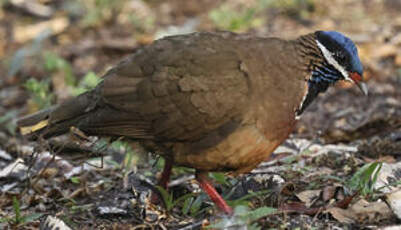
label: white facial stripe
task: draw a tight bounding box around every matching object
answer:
[316,40,351,81]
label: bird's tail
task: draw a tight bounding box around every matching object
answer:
[17,91,97,139]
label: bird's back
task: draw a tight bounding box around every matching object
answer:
[18,32,308,172]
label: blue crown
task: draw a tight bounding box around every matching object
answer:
[321,31,363,75]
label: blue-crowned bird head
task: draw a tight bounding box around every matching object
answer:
[315,31,367,95]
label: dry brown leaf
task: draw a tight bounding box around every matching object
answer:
[351,199,392,223]
[322,186,337,202]
[326,207,356,224]
[374,162,401,194]
[386,190,401,219]
[296,190,321,208]
[10,0,54,18]
[327,199,392,224]
[14,17,69,43]
[279,202,322,216]
[363,155,396,164]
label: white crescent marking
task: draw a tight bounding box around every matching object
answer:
[316,40,351,81]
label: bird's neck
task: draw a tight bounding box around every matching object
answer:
[294,33,324,78]
[293,33,342,116]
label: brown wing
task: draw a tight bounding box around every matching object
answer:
[95,32,252,141]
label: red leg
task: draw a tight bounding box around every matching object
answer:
[151,158,173,203]
[196,171,233,215]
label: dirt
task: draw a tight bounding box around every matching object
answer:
[1,0,401,229]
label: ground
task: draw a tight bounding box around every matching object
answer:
[1,0,401,229]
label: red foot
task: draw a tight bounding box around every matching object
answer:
[196,171,233,215]
[151,158,173,204]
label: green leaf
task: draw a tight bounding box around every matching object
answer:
[24,78,54,109]
[20,213,43,224]
[240,206,276,222]
[0,217,10,223]
[347,162,382,196]
[72,71,102,96]
[70,177,80,184]
[43,52,76,86]
[80,0,125,27]
[208,3,265,32]
[209,172,229,186]
[44,52,62,71]
[173,193,197,208]
[156,186,174,211]
[0,110,18,135]
[190,194,205,216]
[208,205,276,229]
[82,72,101,88]
[228,189,272,207]
[12,196,21,224]
[182,196,193,215]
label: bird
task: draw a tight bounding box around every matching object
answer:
[17,30,367,215]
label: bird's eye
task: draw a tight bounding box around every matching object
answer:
[336,52,347,62]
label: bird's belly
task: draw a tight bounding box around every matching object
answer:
[172,125,285,174]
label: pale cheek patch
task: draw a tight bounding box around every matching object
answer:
[316,40,351,81]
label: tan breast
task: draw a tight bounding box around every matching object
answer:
[172,124,287,174]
